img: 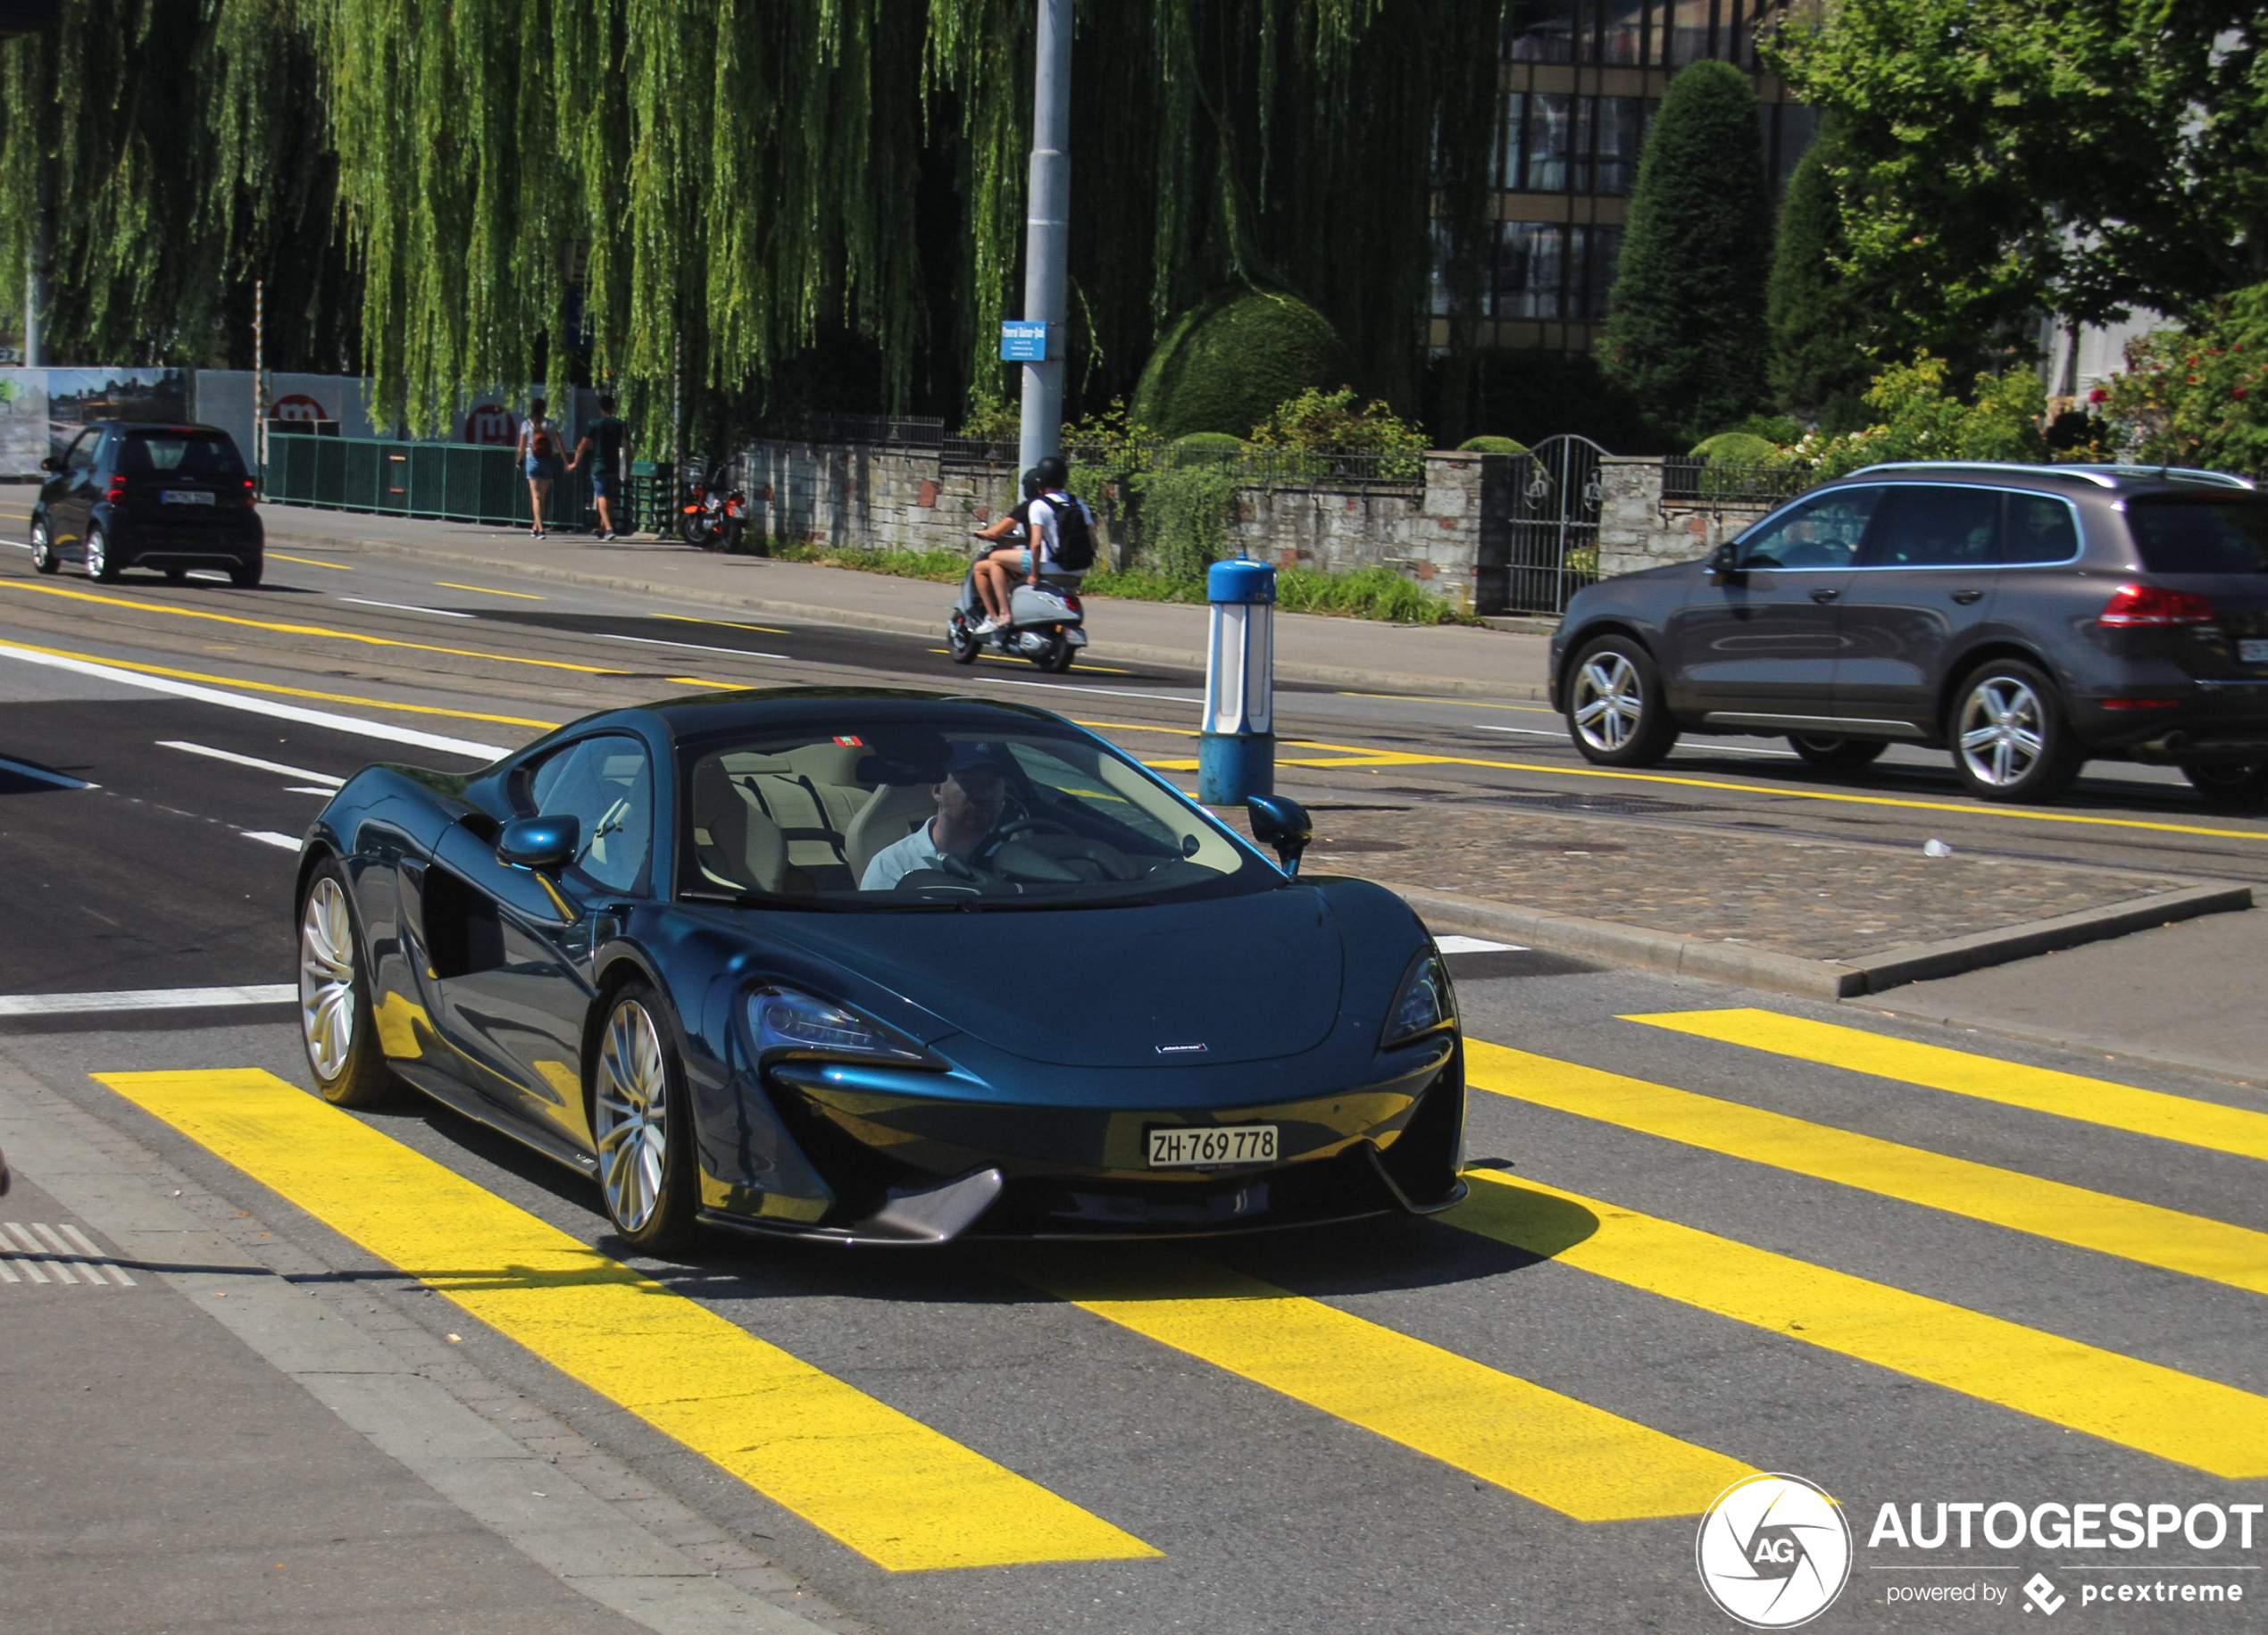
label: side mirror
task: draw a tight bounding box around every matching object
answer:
[498,813,579,872]
[38,455,63,473]
[1245,795,1313,878]
[1706,541,1742,585]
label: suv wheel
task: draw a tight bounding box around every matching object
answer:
[29,518,60,575]
[1565,635,1679,767]
[2183,761,2268,809]
[1787,734,1887,771]
[1949,659,2080,803]
[84,525,121,582]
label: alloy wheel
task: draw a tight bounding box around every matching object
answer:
[83,528,108,580]
[1572,651,1644,754]
[1956,676,2048,788]
[29,520,56,573]
[298,878,358,1080]
[594,1000,670,1233]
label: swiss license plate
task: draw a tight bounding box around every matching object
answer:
[161,488,214,505]
[2239,638,2268,664]
[1148,1124,1278,1167]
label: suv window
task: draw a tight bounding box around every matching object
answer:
[526,735,655,895]
[120,430,246,479]
[1859,484,1999,568]
[2004,494,2080,564]
[2126,496,2268,574]
[1736,486,1883,570]
[63,430,99,475]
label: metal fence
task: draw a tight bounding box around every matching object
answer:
[1659,456,1810,508]
[263,432,604,530]
[1495,435,1606,617]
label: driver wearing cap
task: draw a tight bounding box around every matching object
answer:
[860,741,1019,890]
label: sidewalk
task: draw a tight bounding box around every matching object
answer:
[254,505,1555,698]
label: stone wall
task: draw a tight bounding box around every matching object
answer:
[1595,454,1778,580]
[732,438,1487,609]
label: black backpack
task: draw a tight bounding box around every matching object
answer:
[1045,490,1095,571]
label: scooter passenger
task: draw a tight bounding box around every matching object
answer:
[968,471,1043,635]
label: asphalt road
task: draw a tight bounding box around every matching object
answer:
[4,507,2266,1635]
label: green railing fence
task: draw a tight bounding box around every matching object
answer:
[262,432,676,534]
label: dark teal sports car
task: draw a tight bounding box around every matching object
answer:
[294,689,1465,1250]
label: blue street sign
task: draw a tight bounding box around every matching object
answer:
[999,321,1049,362]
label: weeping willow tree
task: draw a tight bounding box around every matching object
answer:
[0,0,354,368]
[3,0,1505,440]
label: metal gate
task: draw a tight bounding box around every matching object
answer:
[1497,433,1606,616]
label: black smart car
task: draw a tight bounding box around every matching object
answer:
[1548,462,2268,805]
[29,421,263,587]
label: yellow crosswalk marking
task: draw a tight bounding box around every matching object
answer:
[1465,1039,2268,1298]
[1451,1172,2268,1479]
[1626,1009,2268,1164]
[96,1069,1157,1572]
[1010,1248,1752,1522]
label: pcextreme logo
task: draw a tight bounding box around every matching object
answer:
[1697,1472,1854,1629]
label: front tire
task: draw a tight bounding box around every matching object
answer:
[946,615,981,664]
[84,525,121,582]
[1949,659,2081,803]
[30,518,62,574]
[590,982,699,1253]
[2184,760,2268,809]
[1565,635,1679,766]
[1788,734,1888,771]
[298,860,399,1107]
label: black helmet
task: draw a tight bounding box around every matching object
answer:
[1020,468,1046,500]
[1031,454,1069,489]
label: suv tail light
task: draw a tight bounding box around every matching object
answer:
[242,476,258,509]
[2098,582,2217,627]
[104,474,129,503]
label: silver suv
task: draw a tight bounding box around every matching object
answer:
[1547,463,2268,805]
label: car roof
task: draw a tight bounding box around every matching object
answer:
[1837,460,2256,496]
[80,420,238,438]
[626,686,1064,743]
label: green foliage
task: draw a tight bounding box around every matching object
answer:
[957,393,1019,444]
[765,540,969,582]
[1130,289,1349,440]
[1765,132,1874,430]
[1787,353,2048,480]
[1166,431,1248,464]
[1275,564,1468,624]
[1456,435,1527,454]
[1248,386,1426,454]
[2101,288,2268,479]
[1423,348,1660,452]
[1688,432,1781,465]
[1604,61,1774,446]
[1769,0,2268,352]
[1726,413,1805,445]
[1127,461,1240,587]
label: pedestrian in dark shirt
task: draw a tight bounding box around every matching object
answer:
[569,396,632,541]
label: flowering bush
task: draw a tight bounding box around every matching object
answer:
[1780,353,2047,480]
[2099,287,2268,478]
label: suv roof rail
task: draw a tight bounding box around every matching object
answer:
[1842,459,2255,491]
[2052,463,2255,490]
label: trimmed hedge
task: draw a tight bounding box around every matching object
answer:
[1456,435,1528,454]
[1130,289,1349,440]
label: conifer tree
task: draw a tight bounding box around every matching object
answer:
[1765,130,1872,430]
[1604,61,1773,446]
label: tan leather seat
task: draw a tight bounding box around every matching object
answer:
[843,780,937,884]
[689,758,788,895]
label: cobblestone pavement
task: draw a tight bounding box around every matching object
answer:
[1235,799,2201,962]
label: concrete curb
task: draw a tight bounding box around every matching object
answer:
[1386,880,2255,1002]
[263,520,1552,701]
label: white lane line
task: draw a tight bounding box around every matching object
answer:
[0,984,297,1016]
[285,785,338,795]
[0,1250,18,1283]
[0,641,509,760]
[1436,935,1527,955]
[57,1223,136,1285]
[592,630,791,662]
[1467,722,1799,759]
[158,739,346,787]
[1470,724,1570,738]
[976,676,1204,705]
[4,1222,63,1282]
[336,596,474,618]
[29,1222,97,1285]
[0,755,96,789]
[245,830,303,851]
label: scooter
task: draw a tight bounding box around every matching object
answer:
[946,529,1088,673]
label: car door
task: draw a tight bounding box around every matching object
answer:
[428,733,656,1150]
[45,428,102,554]
[1833,483,2007,732]
[1661,484,1884,727]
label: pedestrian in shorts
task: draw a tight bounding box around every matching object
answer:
[569,396,631,541]
[518,396,564,538]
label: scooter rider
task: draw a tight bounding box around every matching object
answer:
[971,455,1092,634]
[969,471,1043,635]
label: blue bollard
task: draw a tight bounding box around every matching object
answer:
[1200,555,1276,805]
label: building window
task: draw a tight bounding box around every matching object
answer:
[1499,94,1648,196]
[1488,222,1625,322]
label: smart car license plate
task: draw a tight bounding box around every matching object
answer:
[2241,638,2268,663]
[162,489,214,505]
[1148,1124,1277,1167]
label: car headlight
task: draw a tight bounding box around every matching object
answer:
[746,988,938,1066]
[1381,948,1456,1048]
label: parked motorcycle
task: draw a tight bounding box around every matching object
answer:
[679,463,749,550]
[946,528,1088,672]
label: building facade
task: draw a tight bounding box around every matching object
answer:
[1435,0,1816,355]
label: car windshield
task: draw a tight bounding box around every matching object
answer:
[677,719,1275,911]
[120,431,246,479]
[2126,496,2268,574]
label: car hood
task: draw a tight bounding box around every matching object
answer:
[755,888,1346,1068]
